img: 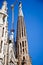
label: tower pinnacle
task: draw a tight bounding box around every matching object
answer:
[18,2,24,17]
[2,0,8,13]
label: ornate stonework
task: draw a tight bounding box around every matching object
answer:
[0,1,32,65]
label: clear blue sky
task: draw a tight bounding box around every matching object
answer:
[0,0,43,65]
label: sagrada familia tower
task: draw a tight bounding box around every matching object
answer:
[0,1,32,65]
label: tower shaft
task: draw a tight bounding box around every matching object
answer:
[16,2,32,65]
[11,5,14,32]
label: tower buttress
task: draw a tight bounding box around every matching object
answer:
[16,2,32,65]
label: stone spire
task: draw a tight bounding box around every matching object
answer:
[18,2,23,17]
[16,1,26,40]
[16,1,32,65]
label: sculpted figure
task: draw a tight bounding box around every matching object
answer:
[8,43,17,65]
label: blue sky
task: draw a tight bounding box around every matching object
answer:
[0,0,43,65]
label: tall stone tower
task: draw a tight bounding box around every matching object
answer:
[0,1,8,65]
[16,2,31,65]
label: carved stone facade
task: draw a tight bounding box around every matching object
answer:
[0,1,32,65]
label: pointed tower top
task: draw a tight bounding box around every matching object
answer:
[18,1,24,17]
[19,1,22,8]
[3,0,7,5]
[2,0,8,13]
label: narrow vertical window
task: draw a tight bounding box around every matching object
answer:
[22,27,23,37]
[22,56,25,65]
[2,27,4,37]
[25,41,26,46]
[23,48,24,54]
[18,45,19,54]
[0,41,3,53]
[23,49,24,52]
[1,41,2,48]
[22,41,24,47]
[20,42,22,53]
[24,27,26,36]
[20,32,21,38]
[3,17,5,22]
[23,56,25,60]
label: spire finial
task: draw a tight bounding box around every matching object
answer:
[2,0,8,13]
[19,1,22,8]
[18,1,24,17]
